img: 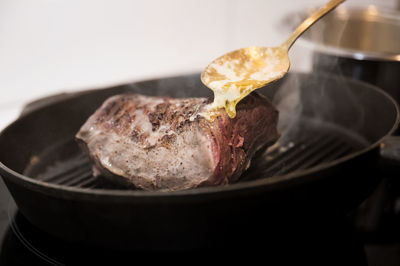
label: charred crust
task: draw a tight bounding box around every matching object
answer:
[148,112,161,131]
[143,144,156,150]
[175,119,191,133]
[155,102,168,114]
[114,115,122,125]
[109,104,122,117]
[193,114,202,123]
[152,124,159,131]
[104,100,117,116]
[171,111,178,119]
[124,112,132,123]
[139,132,149,143]
[159,134,177,148]
[95,115,105,124]
[130,130,139,141]
[148,103,170,131]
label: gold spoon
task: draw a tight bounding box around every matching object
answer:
[201,0,345,119]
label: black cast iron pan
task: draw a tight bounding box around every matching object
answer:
[0,72,399,250]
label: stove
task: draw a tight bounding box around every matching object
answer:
[0,174,399,265]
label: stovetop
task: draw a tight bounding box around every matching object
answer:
[0,176,399,265]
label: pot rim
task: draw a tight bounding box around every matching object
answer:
[299,38,400,62]
[282,5,400,62]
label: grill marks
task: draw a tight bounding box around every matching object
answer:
[148,102,168,131]
[96,95,205,149]
[160,134,177,148]
[241,129,363,182]
[41,128,361,190]
[35,154,102,188]
[148,112,161,131]
[29,119,366,190]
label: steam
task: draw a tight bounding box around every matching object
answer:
[268,4,369,146]
[270,67,368,153]
[272,74,303,144]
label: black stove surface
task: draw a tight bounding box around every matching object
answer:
[0,177,399,266]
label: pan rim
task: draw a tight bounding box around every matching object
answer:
[0,74,399,200]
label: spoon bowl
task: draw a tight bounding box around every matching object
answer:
[201,46,290,99]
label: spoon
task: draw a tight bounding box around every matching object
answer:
[201,0,345,119]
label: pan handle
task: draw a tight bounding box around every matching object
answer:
[351,136,400,235]
[379,135,400,174]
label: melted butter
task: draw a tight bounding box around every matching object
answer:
[200,46,288,121]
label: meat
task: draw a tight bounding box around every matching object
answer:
[75,92,279,191]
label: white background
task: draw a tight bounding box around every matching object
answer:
[0,0,397,129]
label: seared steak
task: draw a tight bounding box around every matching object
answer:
[76,92,279,191]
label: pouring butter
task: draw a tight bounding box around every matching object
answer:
[200,0,345,121]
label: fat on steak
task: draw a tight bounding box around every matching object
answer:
[75,92,279,191]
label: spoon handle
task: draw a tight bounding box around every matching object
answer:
[281,0,345,50]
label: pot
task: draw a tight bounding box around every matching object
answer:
[285,6,400,102]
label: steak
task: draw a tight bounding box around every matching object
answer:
[75,92,279,191]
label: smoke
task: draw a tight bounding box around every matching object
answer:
[268,4,369,145]
[270,69,368,152]
[272,74,303,143]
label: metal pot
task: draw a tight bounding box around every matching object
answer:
[285,6,400,102]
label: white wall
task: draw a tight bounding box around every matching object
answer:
[0,0,396,129]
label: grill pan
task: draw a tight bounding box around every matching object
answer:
[0,73,399,250]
